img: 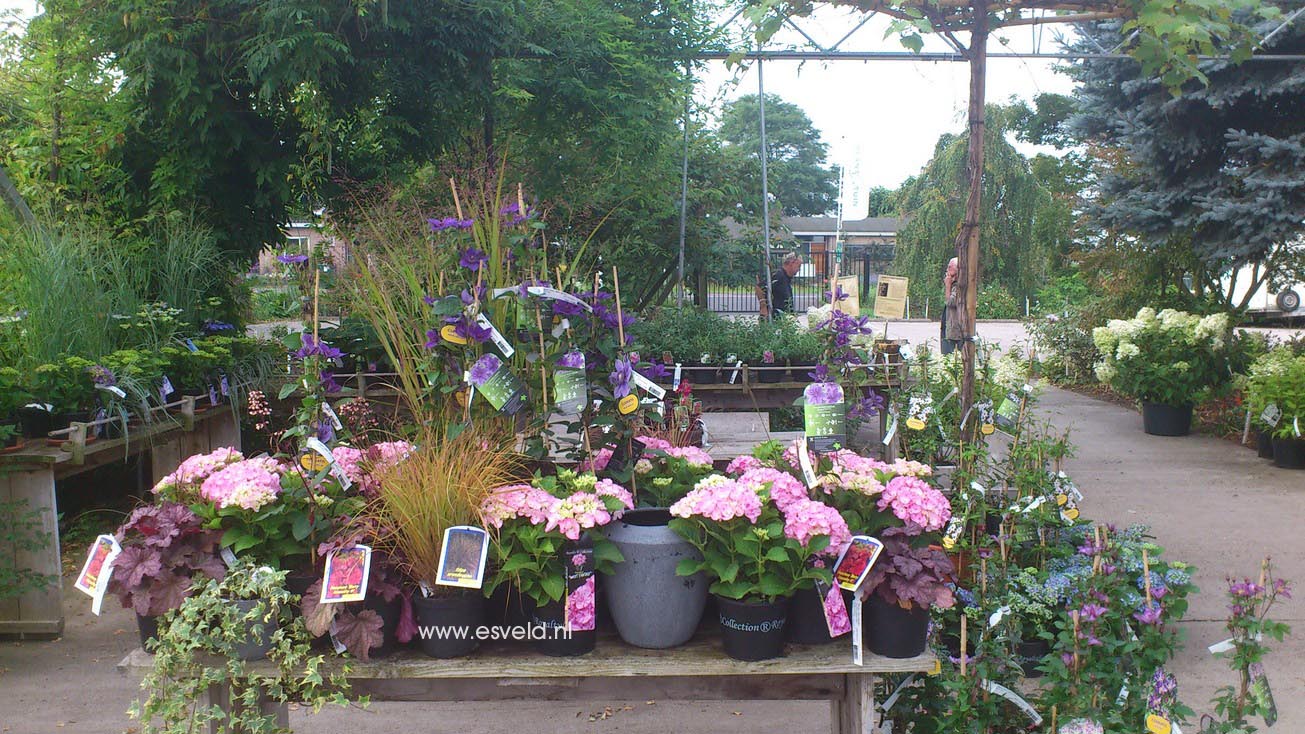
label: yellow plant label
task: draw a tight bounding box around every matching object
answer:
[1056,494,1069,506]
[981,423,995,435]
[1146,714,1172,734]
[906,417,926,431]
[454,389,469,408]
[299,453,329,472]
[1064,507,1080,521]
[942,536,956,550]
[440,325,467,345]
[928,659,942,676]
[618,394,639,415]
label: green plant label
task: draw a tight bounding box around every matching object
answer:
[995,392,1021,431]
[1249,662,1277,727]
[804,402,846,452]
[554,367,587,415]
[472,356,526,416]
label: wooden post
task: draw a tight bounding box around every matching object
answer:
[955,0,989,434]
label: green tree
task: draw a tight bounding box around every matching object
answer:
[891,105,1074,307]
[865,186,896,217]
[718,93,838,217]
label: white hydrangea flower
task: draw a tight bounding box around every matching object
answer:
[1116,342,1141,360]
[1095,361,1117,383]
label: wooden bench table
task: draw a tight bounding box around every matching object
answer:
[119,634,935,734]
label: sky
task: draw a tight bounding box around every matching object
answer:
[697,5,1079,216]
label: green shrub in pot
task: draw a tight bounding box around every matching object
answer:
[0,367,30,444]
[33,356,98,416]
[1246,350,1305,440]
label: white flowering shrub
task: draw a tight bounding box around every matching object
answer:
[1091,308,1231,406]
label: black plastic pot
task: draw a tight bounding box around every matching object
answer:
[532,598,597,657]
[1258,430,1276,459]
[786,585,837,645]
[487,582,535,634]
[136,613,160,650]
[865,594,930,659]
[364,593,405,658]
[1015,638,1051,678]
[693,364,718,385]
[715,595,790,661]
[1141,402,1193,437]
[229,599,277,661]
[757,363,785,384]
[412,591,484,658]
[1271,437,1305,470]
[16,406,57,439]
[789,363,818,382]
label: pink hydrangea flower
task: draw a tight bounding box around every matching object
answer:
[368,441,414,471]
[669,475,763,523]
[725,455,763,475]
[594,478,635,511]
[546,492,613,540]
[781,440,817,472]
[635,435,674,452]
[153,446,244,496]
[877,475,951,532]
[781,498,852,553]
[480,484,556,528]
[199,457,283,511]
[737,467,808,510]
[579,447,613,473]
[663,445,713,467]
[332,446,367,484]
[889,458,933,477]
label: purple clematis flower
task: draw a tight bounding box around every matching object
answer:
[808,364,831,383]
[295,333,343,361]
[469,354,502,386]
[428,216,474,232]
[556,351,586,369]
[459,247,488,271]
[638,362,670,381]
[277,253,309,265]
[609,357,633,398]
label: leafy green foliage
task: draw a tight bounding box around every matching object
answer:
[718,93,838,217]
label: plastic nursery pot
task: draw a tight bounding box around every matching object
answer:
[364,592,405,658]
[1271,437,1305,470]
[1014,638,1051,679]
[228,599,278,661]
[693,364,719,385]
[604,508,708,649]
[786,584,837,645]
[757,363,786,384]
[16,407,58,439]
[531,598,597,657]
[412,590,484,659]
[1141,402,1193,437]
[137,613,161,650]
[864,594,929,659]
[1257,430,1276,459]
[715,595,790,662]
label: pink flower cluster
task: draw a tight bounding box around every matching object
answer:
[199,457,284,511]
[781,441,817,473]
[480,478,633,541]
[548,492,614,540]
[736,467,808,510]
[369,441,415,472]
[781,498,851,554]
[876,475,951,532]
[725,455,762,475]
[638,436,713,467]
[153,446,243,497]
[566,576,596,631]
[481,484,557,528]
[594,478,635,509]
[579,447,613,473]
[332,446,367,485]
[669,474,763,523]
[331,440,415,495]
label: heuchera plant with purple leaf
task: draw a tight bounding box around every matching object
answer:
[109,502,226,617]
[862,525,956,610]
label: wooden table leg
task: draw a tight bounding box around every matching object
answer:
[831,672,877,734]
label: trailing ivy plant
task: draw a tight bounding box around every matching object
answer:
[130,562,355,734]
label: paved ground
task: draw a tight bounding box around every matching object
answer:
[1,387,1302,733]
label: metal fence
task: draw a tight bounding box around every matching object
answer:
[704,242,896,314]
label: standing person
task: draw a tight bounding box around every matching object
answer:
[768,252,802,316]
[941,257,963,354]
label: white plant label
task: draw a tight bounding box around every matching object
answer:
[97,385,128,399]
[475,314,515,358]
[631,371,666,400]
[1261,403,1281,427]
[881,413,898,446]
[728,358,743,384]
[851,595,864,667]
[220,548,238,568]
[797,436,819,488]
[74,535,122,616]
[322,401,343,430]
[983,681,1041,725]
[672,363,682,390]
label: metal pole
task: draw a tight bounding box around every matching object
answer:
[677,85,691,308]
[759,58,774,321]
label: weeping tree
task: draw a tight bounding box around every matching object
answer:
[740,0,1279,428]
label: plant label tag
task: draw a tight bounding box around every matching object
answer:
[74,534,122,615]
[803,382,846,453]
[209,384,219,406]
[941,517,964,550]
[306,437,352,490]
[988,605,1012,629]
[1296,416,1301,438]
[882,412,898,446]
[475,314,515,358]
[1208,637,1235,654]
[435,526,490,589]
[220,548,238,568]
[672,363,682,390]
[563,542,596,633]
[631,370,666,400]
[617,394,639,414]
[1147,714,1173,734]
[995,391,1020,432]
[833,536,883,592]
[220,374,230,396]
[96,385,128,399]
[418,581,432,598]
[814,578,851,637]
[1250,662,1278,726]
[797,435,819,489]
[1261,403,1281,427]
[161,375,175,398]
[850,594,864,666]
[469,354,526,416]
[440,324,468,346]
[728,359,743,385]
[184,338,199,353]
[553,367,588,415]
[500,286,593,312]
[982,681,1042,726]
[320,544,372,604]
[327,620,348,654]
[322,401,343,430]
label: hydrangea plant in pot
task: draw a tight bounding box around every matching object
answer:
[669,468,850,661]
[603,437,715,648]
[861,525,956,658]
[483,469,632,657]
[108,502,226,648]
[1092,308,1230,436]
[129,560,352,734]
[1245,351,1305,469]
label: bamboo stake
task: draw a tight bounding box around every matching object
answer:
[1071,610,1081,671]
[450,178,464,220]
[1143,547,1152,606]
[1050,705,1057,734]
[960,614,968,676]
[535,307,548,407]
[612,266,626,348]
[312,270,320,341]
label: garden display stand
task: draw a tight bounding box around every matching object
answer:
[0,398,239,638]
[119,634,935,734]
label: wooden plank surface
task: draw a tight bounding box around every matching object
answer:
[350,674,846,702]
[1,468,63,636]
[120,635,935,679]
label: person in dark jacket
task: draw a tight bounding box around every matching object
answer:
[940,257,963,354]
[768,252,803,315]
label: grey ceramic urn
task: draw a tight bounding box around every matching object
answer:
[603,508,708,648]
